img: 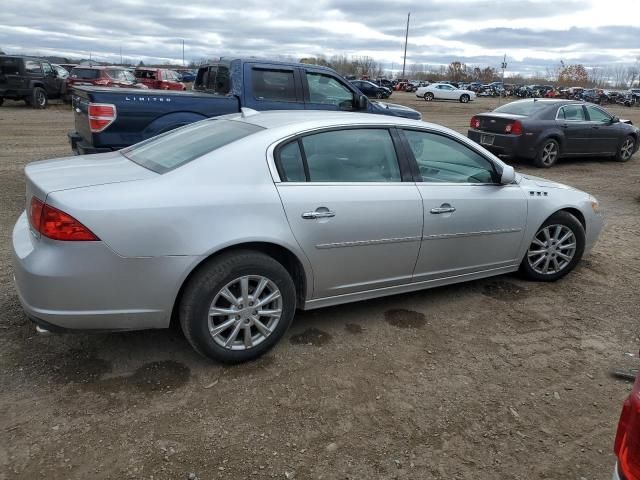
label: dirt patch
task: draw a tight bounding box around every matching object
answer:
[481,279,529,300]
[289,327,332,346]
[384,309,426,329]
[344,323,363,334]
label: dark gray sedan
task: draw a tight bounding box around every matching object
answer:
[468,99,640,167]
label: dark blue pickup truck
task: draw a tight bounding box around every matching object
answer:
[68,58,421,154]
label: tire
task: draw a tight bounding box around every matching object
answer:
[615,135,635,162]
[460,94,470,103]
[376,92,383,99]
[179,251,296,363]
[520,211,585,282]
[31,87,48,109]
[424,92,434,101]
[534,138,560,168]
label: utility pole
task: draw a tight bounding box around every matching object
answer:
[401,12,410,80]
[120,46,123,65]
[182,39,185,66]
[498,53,507,106]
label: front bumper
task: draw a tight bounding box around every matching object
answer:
[68,131,113,155]
[12,212,195,331]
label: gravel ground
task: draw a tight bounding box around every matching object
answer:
[1,94,639,480]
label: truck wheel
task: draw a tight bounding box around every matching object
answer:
[31,87,48,109]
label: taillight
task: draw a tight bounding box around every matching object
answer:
[28,197,98,241]
[505,120,523,135]
[470,116,481,129]
[615,373,640,480]
[88,103,116,133]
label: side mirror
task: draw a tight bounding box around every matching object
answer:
[51,70,58,77]
[500,165,516,185]
[610,116,619,124]
[357,94,368,110]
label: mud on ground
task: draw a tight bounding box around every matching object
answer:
[1,95,639,479]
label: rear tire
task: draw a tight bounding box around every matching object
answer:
[534,138,560,168]
[31,87,48,109]
[424,92,434,101]
[615,135,635,162]
[520,211,585,282]
[179,251,296,363]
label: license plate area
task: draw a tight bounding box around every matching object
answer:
[480,134,495,146]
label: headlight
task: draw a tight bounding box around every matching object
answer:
[589,195,599,213]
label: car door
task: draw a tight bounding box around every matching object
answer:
[40,62,59,95]
[584,104,619,153]
[304,71,359,112]
[274,127,423,299]
[556,104,592,154]
[399,128,527,281]
[243,64,305,111]
[439,85,456,100]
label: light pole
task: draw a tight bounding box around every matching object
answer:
[182,39,185,67]
[401,12,410,80]
[498,54,507,106]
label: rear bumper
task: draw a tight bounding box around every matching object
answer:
[67,131,113,155]
[12,211,195,331]
[612,463,621,480]
[468,129,537,160]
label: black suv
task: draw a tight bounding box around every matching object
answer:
[0,55,65,108]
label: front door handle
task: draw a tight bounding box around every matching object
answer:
[430,206,456,214]
[302,208,336,219]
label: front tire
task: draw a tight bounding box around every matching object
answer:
[520,211,585,282]
[534,138,560,168]
[615,135,635,162]
[179,251,296,363]
[376,92,383,99]
[31,87,48,109]
[460,94,470,103]
[424,92,434,101]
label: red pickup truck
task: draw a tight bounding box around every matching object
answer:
[134,68,186,90]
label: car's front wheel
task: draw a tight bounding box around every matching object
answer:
[615,135,635,162]
[31,87,48,109]
[424,92,434,101]
[376,92,383,99]
[520,211,585,282]
[460,94,470,103]
[179,251,296,363]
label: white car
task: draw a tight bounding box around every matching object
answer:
[416,83,476,103]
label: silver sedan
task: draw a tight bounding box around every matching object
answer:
[12,109,604,363]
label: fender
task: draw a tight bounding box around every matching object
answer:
[535,127,565,152]
[142,111,208,139]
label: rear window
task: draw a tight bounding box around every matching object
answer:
[0,57,21,74]
[70,68,100,79]
[493,101,548,116]
[121,119,264,174]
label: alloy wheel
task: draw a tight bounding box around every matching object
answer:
[620,138,634,160]
[207,275,282,350]
[541,141,558,166]
[527,224,576,275]
[37,91,46,107]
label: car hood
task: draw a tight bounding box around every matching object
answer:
[370,100,421,120]
[518,173,576,191]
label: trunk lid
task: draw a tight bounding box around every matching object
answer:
[473,113,526,133]
[25,151,157,206]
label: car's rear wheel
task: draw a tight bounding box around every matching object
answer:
[424,92,434,101]
[460,94,470,103]
[615,135,635,162]
[534,138,559,168]
[179,251,296,363]
[520,211,585,282]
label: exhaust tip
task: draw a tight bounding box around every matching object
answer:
[35,325,54,336]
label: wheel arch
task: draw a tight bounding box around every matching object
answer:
[170,241,309,327]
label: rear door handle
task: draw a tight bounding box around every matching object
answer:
[302,209,336,219]
[430,206,456,214]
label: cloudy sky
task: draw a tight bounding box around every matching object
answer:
[1,0,639,74]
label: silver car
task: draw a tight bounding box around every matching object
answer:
[12,109,604,363]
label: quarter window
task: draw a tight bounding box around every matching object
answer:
[402,130,496,184]
[277,141,306,182]
[558,105,585,121]
[306,73,354,109]
[252,69,297,102]
[586,105,612,122]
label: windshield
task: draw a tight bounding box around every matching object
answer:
[493,101,549,116]
[121,119,264,173]
[71,68,100,79]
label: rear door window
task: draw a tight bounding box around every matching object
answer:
[558,105,586,121]
[252,69,297,102]
[24,60,42,74]
[121,119,264,173]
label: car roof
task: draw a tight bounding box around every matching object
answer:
[226,110,436,133]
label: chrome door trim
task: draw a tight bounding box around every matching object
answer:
[422,227,522,240]
[316,236,421,250]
